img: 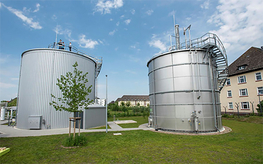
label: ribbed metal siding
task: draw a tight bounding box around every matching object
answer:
[147,50,222,132]
[16,49,96,129]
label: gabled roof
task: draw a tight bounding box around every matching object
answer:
[116,95,149,102]
[228,47,263,76]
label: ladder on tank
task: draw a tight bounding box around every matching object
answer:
[180,33,229,91]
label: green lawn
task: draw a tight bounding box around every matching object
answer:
[0,118,262,163]
[88,125,111,130]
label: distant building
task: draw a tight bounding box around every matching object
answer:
[116,95,150,107]
[96,98,106,106]
[220,47,263,114]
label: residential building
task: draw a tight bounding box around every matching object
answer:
[116,95,150,107]
[220,47,263,114]
[95,98,106,106]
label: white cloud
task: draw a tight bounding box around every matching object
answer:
[98,39,103,44]
[149,39,167,52]
[0,82,17,89]
[110,18,113,21]
[95,0,123,14]
[146,9,153,16]
[78,34,99,49]
[201,0,209,9]
[208,0,263,55]
[120,15,125,19]
[131,9,135,15]
[33,3,40,12]
[11,78,19,81]
[130,42,140,51]
[116,21,119,26]
[0,55,9,64]
[53,25,72,39]
[0,2,2,8]
[3,3,42,29]
[124,19,131,25]
[168,10,176,16]
[23,3,40,13]
[125,70,136,74]
[52,14,57,20]
[109,29,116,35]
[23,7,30,13]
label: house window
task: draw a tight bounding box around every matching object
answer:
[239,89,248,96]
[226,79,231,85]
[241,102,249,109]
[227,90,232,97]
[255,72,262,81]
[238,65,246,70]
[258,87,263,95]
[228,102,233,109]
[238,75,246,84]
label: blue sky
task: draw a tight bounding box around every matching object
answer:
[0,0,262,102]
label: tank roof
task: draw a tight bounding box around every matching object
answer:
[22,48,102,78]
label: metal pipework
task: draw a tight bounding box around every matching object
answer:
[183,25,191,49]
[175,24,180,50]
[191,111,199,132]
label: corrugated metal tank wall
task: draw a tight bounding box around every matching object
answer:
[147,49,222,132]
[16,49,96,129]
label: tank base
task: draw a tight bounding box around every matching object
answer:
[157,128,217,133]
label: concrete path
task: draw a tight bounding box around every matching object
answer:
[108,121,123,130]
[0,121,151,138]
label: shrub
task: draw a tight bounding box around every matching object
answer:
[63,135,87,147]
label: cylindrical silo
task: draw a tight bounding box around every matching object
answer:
[16,48,100,129]
[147,49,223,132]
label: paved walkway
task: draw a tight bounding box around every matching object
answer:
[0,121,151,138]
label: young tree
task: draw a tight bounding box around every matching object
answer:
[50,62,93,137]
[256,100,263,115]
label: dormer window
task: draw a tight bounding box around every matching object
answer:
[238,65,246,70]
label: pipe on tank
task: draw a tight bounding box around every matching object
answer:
[1,107,5,120]
[208,53,219,131]
[175,25,180,50]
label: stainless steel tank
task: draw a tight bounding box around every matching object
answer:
[16,48,98,129]
[147,49,223,132]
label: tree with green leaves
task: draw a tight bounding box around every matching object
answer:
[126,101,131,107]
[120,101,125,106]
[50,62,93,138]
[256,100,263,115]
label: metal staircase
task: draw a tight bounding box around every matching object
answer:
[173,33,228,91]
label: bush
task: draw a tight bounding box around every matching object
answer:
[256,100,263,115]
[222,114,235,118]
[63,135,87,147]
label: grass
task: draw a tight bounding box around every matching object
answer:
[109,116,148,128]
[0,117,262,163]
[88,125,111,130]
[223,115,263,124]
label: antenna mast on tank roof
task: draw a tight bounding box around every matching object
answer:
[173,13,180,50]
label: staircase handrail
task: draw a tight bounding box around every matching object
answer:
[180,33,227,62]
[47,42,102,78]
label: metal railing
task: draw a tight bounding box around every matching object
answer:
[48,42,102,78]
[169,33,227,60]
